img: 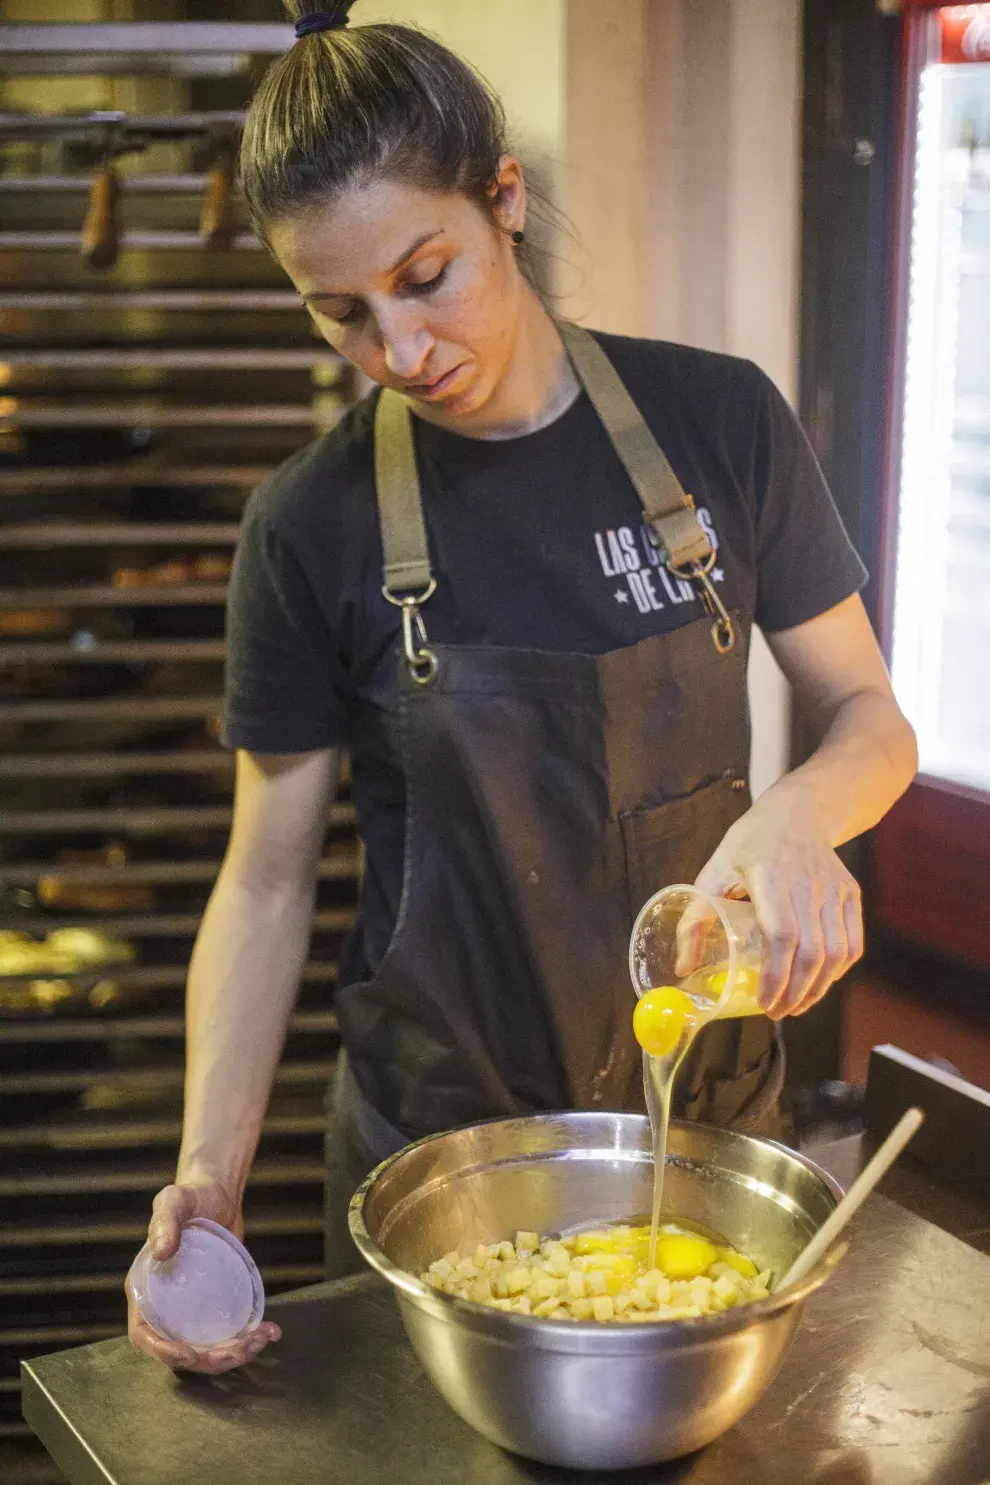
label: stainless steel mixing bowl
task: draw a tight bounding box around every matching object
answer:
[349,1113,844,1470]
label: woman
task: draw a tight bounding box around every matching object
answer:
[128,3,916,1373]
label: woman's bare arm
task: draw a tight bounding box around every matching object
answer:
[127,746,339,1372]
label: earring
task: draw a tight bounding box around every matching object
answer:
[511,229,525,245]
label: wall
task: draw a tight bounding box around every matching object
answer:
[562,0,803,797]
[355,0,564,182]
[344,1,805,797]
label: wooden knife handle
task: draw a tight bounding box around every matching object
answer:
[82,169,119,270]
[200,161,236,250]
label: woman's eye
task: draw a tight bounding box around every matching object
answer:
[334,302,364,326]
[405,264,448,297]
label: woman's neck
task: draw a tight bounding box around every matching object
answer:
[410,295,582,442]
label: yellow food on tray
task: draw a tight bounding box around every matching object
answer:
[420,1223,770,1322]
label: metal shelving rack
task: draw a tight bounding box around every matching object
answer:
[0,22,358,1462]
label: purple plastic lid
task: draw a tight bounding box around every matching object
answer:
[130,1217,265,1349]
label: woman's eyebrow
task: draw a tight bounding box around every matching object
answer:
[303,230,444,303]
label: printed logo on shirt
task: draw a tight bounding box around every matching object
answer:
[592,508,724,616]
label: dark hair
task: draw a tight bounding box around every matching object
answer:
[240,2,524,263]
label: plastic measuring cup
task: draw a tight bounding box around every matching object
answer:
[629,884,765,1019]
[129,1217,265,1350]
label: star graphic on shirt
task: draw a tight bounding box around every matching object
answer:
[614,588,629,604]
[712,568,724,583]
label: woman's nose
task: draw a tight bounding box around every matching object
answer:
[380,309,434,382]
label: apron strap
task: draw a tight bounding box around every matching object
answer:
[373,323,734,655]
[376,387,434,597]
[556,322,712,570]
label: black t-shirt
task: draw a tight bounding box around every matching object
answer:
[222,331,867,978]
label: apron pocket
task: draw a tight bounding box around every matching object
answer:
[619,771,750,924]
[674,1018,787,1137]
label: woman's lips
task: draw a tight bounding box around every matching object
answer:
[406,363,467,400]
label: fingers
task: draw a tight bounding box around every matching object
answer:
[790,876,863,1016]
[127,1261,282,1374]
[747,866,801,1017]
[784,890,844,1015]
[748,866,863,1019]
[843,878,865,969]
[191,1322,283,1375]
[674,898,718,978]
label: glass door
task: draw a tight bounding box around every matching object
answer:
[874,3,990,967]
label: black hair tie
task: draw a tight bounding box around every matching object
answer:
[294,9,350,38]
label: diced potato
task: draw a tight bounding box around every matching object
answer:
[713,1274,740,1306]
[567,1269,587,1300]
[529,1274,562,1304]
[686,1277,713,1309]
[419,1222,765,1326]
[545,1243,571,1277]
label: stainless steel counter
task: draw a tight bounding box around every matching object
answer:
[20,1187,990,1485]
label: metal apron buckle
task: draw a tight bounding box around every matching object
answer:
[382,579,439,685]
[667,550,736,655]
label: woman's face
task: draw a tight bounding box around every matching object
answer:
[268,160,528,422]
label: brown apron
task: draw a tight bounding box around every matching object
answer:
[324,324,785,1275]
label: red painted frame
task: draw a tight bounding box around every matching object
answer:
[872,4,990,969]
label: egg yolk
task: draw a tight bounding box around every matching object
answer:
[632,986,695,1057]
[653,1233,717,1278]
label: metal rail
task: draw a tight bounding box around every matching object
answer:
[0,1209,324,1247]
[0,290,297,311]
[0,855,360,885]
[0,750,233,780]
[0,1059,333,1097]
[6,909,355,937]
[0,584,228,607]
[0,465,274,490]
[0,1007,339,1042]
[0,803,355,832]
[2,403,320,426]
[0,523,239,546]
[0,1111,327,1152]
[0,230,262,250]
[0,24,294,55]
[0,696,222,723]
[0,640,227,664]
[0,349,334,371]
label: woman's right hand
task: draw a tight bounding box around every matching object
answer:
[126,1178,282,1374]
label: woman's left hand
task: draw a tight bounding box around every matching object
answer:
[694,786,864,1020]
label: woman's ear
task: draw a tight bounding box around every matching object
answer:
[491,154,527,237]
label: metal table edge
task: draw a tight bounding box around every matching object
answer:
[21,1357,122,1485]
